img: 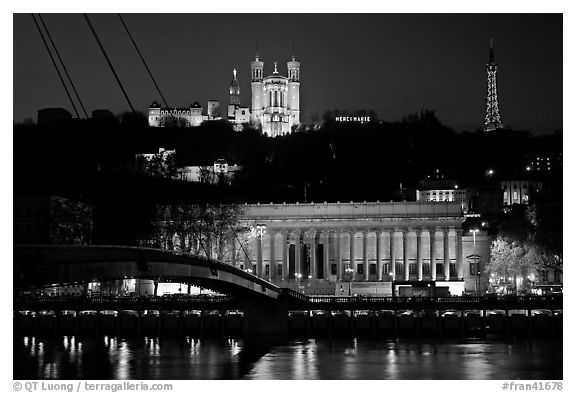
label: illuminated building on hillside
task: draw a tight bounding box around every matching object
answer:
[250,50,301,137]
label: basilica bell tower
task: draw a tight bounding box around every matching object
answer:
[250,50,264,126]
[287,43,301,129]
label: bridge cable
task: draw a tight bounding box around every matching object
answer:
[195,206,212,259]
[83,14,136,114]
[38,14,89,119]
[190,228,210,261]
[117,14,169,108]
[31,14,80,119]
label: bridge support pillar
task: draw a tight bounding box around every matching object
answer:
[243,298,289,344]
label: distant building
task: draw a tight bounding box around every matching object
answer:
[524,152,562,173]
[178,159,241,184]
[416,180,466,210]
[250,52,301,136]
[227,69,251,131]
[137,147,175,162]
[14,196,93,245]
[148,101,204,127]
[500,180,543,206]
[207,100,221,120]
[91,109,116,122]
[37,108,72,126]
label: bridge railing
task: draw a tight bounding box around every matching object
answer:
[306,295,563,306]
[282,288,310,302]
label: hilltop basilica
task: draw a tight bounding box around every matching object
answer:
[147,52,301,137]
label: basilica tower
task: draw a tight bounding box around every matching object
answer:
[228,68,241,118]
[250,51,264,126]
[287,46,301,129]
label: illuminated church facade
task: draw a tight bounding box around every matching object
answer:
[249,53,301,137]
[148,52,301,137]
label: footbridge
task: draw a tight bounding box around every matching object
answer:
[13,245,287,300]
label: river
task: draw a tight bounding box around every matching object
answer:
[14,335,562,380]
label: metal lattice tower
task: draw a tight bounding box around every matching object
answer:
[483,39,504,131]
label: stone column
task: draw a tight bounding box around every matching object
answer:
[443,228,450,280]
[294,230,301,276]
[376,230,382,281]
[269,230,276,281]
[256,234,263,277]
[336,230,343,281]
[363,231,369,281]
[349,231,356,280]
[403,229,409,281]
[389,229,395,280]
[456,228,463,279]
[416,229,423,281]
[282,230,288,280]
[322,231,330,280]
[310,230,316,279]
[430,228,437,281]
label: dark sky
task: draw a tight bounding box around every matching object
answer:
[13,13,562,134]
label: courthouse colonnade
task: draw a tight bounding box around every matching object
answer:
[235,202,466,285]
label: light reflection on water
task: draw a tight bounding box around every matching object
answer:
[14,336,562,380]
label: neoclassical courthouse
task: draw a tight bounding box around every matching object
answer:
[226,202,490,296]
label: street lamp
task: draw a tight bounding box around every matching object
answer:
[469,228,479,245]
[470,229,480,294]
[345,267,354,296]
[254,224,266,278]
[255,224,267,238]
[295,273,303,293]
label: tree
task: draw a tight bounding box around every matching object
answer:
[198,166,215,184]
[49,197,93,245]
[488,236,539,278]
[486,201,562,289]
[150,204,254,266]
[135,149,178,179]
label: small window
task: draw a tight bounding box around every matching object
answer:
[278,265,282,276]
[436,263,444,276]
[469,262,480,276]
[383,263,390,275]
[449,263,457,278]
[423,263,431,275]
[265,265,270,276]
[369,264,376,275]
[331,264,337,275]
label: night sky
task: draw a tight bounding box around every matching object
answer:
[13,13,562,134]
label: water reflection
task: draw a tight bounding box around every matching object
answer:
[14,336,562,380]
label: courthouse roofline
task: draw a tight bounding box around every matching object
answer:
[241,201,463,220]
